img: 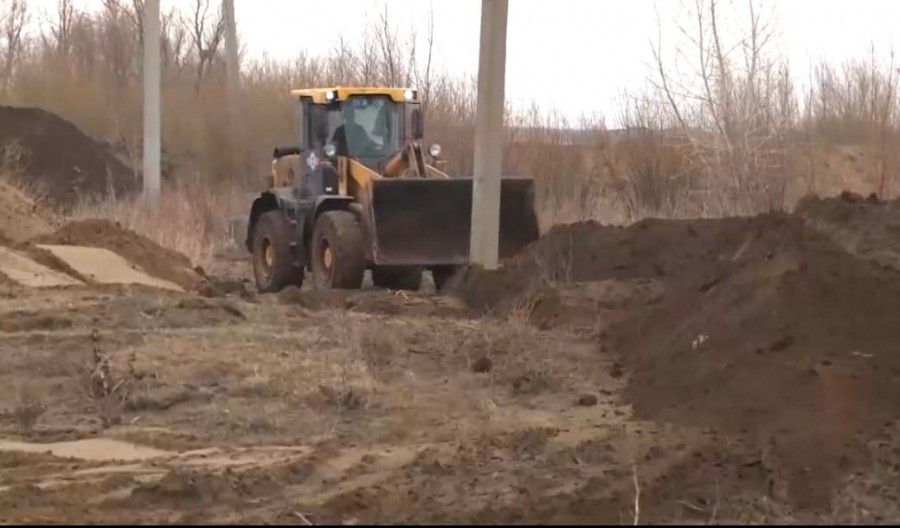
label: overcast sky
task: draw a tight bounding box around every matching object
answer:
[26,0,900,122]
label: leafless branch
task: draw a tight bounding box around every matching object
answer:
[1,0,29,84]
[191,0,225,89]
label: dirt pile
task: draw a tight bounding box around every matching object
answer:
[795,191,900,272]
[458,211,900,510]
[458,215,774,315]
[604,214,900,508]
[0,106,137,207]
[31,219,202,289]
[0,180,56,243]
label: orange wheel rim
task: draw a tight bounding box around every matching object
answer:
[323,246,334,270]
[264,242,275,270]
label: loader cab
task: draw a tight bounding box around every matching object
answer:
[328,95,402,161]
[296,88,423,168]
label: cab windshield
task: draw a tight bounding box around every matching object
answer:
[328,95,402,159]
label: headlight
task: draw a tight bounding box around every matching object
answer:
[404,89,414,101]
[429,143,442,158]
[323,143,337,158]
[325,90,335,101]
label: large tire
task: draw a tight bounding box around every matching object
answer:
[372,266,423,292]
[252,210,304,293]
[311,210,365,289]
[431,265,461,292]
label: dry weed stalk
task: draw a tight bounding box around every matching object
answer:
[82,328,138,428]
[632,458,641,525]
[316,311,377,414]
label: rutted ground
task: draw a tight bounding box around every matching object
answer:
[2,192,900,524]
[0,281,678,525]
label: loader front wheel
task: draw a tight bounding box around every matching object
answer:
[311,210,365,289]
[372,266,423,292]
[431,265,461,292]
[252,210,304,293]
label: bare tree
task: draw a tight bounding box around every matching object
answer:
[646,0,794,215]
[99,0,138,88]
[0,0,29,85]
[162,7,189,73]
[331,34,353,84]
[45,0,76,57]
[412,6,436,113]
[357,25,378,85]
[190,0,225,89]
[373,5,405,86]
[127,0,144,49]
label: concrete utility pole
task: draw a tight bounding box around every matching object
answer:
[223,0,240,186]
[469,0,509,270]
[223,0,239,94]
[142,0,161,206]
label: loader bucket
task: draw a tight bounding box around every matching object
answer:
[370,177,540,266]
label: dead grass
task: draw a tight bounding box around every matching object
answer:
[67,179,240,269]
[10,382,46,433]
[292,311,381,415]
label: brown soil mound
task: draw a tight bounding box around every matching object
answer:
[796,191,900,272]
[458,211,900,510]
[0,106,137,208]
[31,219,202,289]
[0,180,55,242]
[458,215,766,314]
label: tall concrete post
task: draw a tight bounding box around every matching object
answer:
[223,0,239,93]
[142,0,161,206]
[223,0,240,186]
[470,0,508,270]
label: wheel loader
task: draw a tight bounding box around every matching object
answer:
[245,86,540,293]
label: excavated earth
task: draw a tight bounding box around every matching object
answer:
[0,106,137,208]
[2,188,900,523]
[30,219,204,290]
[458,192,900,514]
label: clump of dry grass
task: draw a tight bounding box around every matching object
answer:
[10,383,47,433]
[305,311,381,415]
[68,179,240,269]
[81,329,140,429]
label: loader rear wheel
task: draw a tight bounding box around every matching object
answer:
[252,210,304,293]
[372,266,423,292]
[311,210,365,289]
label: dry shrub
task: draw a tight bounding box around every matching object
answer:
[507,108,608,225]
[356,321,403,378]
[803,51,900,198]
[11,382,46,433]
[68,178,240,268]
[308,311,382,413]
[81,329,139,429]
[605,101,694,220]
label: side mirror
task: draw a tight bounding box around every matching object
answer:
[411,108,424,140]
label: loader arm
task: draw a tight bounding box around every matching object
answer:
[379,142,445,179]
